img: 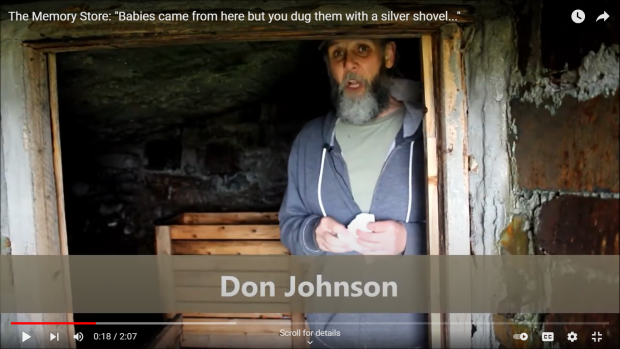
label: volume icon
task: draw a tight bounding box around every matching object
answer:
[74,332,84,342]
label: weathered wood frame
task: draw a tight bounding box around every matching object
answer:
[17,8,472,348]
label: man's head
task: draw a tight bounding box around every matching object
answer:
[321,38,397,125]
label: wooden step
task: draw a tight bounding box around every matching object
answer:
[174,271,290,287]
[183,318,291,334]
[169,225,280,240]
[175,212,278,225]
[182,313,290,319]
[174,286,290,303]
[172,241,289,255]
[182,333,291,348]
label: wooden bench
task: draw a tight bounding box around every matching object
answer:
[153,212,309,349]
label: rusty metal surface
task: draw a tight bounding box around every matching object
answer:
[537,196,619,348]
[512,90,619,193]
[536,196,619,255]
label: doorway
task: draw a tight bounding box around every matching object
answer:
[19,24,472,347]
[54,38,422,348]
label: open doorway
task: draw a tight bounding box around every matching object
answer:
[55,38,422,348]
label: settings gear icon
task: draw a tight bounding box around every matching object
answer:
[567,332,578,342]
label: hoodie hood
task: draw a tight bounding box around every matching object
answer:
[389,77,423,104]
[321,78,425,146]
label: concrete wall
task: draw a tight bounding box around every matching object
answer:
[464,0,618,347]
[1,110,21,349]
[488,0,619,348]
[465,9,515,347]
[1,35,49,347]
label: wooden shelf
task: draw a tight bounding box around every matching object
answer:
[154,212,308,348]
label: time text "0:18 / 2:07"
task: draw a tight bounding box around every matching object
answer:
[93,333,138,341]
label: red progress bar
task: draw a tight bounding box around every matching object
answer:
[11,322,96,325]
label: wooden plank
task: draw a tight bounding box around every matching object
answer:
[174,302,291,314]
[170,259,291,272]
[156,226,172,255]
[169,225,280,240]
[22,46,71,348]
[182,313,289,319]
[289,260,307,348]
[438,24,471,349]
[181,317,298,349]
[156,226,176,320]
[172,241,289,255]
[176,212,279,225]
[421,40,440,243]
[174,271,290,287]
[183,318,291,334]
[47,52,77,349]
[175,286,290,303]
[182,333,291,348]
[21,5,473,52]
[30,31,426,53]
[143,314,182,349]
[291,313,307,349]
[421,35,444,349]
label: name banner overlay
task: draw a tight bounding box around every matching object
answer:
[1,255,618,313]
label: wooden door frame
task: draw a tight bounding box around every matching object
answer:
[19,14,472,349]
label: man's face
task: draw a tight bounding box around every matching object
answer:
[326,39,396,124]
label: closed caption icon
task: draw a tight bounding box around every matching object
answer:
[542,332,554,342]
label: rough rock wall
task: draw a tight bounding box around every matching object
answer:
[56,38,421,255]
[61,112,308,254]
[56,41,332,254]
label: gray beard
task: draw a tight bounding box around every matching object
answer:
[330,68,391,125]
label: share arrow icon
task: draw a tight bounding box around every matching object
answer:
[597,11,610,22]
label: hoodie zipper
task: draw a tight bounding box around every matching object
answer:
[332,152,363,213]
[333,153,351,191]
[368,139,413,213]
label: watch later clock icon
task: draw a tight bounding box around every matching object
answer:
[572,9,586,23]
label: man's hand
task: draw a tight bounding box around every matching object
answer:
[315,216,353,253]
[356,220,407,255]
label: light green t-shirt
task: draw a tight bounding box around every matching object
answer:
[334,107,405,213]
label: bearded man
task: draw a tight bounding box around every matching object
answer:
[279,39,428,348]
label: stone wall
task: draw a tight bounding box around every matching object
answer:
[60,107,308,254]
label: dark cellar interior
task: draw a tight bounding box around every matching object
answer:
[56,38,421,347]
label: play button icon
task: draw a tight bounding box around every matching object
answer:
[22,332,31,342]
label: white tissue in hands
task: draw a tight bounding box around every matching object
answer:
[337,213,375,252]
[347,213,375,236]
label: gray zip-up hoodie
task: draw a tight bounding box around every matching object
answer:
[279,80,428,348]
